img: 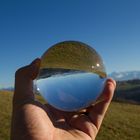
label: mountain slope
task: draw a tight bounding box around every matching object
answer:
[113,79,140,104]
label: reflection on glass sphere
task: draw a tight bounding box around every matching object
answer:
[35,41,107,111]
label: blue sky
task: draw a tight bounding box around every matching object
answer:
[0,0,140,88]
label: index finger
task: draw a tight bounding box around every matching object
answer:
[13,58,41,108]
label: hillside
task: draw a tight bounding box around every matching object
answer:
[114,79,140,103]
[0,91,12,140]
[0,91,140,140]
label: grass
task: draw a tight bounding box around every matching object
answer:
[40,41,106,78]
[0,91,140,140]
[0,91,12,140]
[97,102,140,140]
[117,82,140,91]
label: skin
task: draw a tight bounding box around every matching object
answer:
[11,58,116,140]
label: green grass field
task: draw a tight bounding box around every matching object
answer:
[41,41,106,78]
[0,91,140,140]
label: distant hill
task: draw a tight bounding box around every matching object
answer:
[0,87,14,91]
[1,71,140,104]
[110,71,140,81]
[113,79,140,104]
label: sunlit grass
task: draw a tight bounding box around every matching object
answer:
[0,91,140,140]
[0,91,12,140]
[97,102,140,140]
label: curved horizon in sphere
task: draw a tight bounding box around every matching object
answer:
[35,41,107,111]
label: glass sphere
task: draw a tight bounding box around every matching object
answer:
[35,41,107,111]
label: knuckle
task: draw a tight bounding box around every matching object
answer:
[15,68,23,77]
[15,66,29,78]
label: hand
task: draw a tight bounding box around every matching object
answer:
[11,58,116,140]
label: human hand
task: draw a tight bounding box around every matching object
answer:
[11,58,116,140]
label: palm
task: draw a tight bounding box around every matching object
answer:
[24,102,97,140]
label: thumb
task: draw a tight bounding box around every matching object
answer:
[88,78,116,130]
[13,58,41,107]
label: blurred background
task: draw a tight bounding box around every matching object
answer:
[0,0,140,140]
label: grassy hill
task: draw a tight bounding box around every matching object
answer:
[40,41,106,78]
[0,91,140,140]
[97,102,140,140]
[114,79,140,103]
[0,91,12,140]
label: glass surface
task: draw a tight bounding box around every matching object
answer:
[35,41,107,111]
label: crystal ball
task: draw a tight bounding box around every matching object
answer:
[35,41,107,111]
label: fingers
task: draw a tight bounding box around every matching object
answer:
[70,114,97,140]
[13,58,41,108]
[15,58,41,80]
[88,78,116,130]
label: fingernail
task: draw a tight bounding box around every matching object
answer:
[106,78,116,88]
